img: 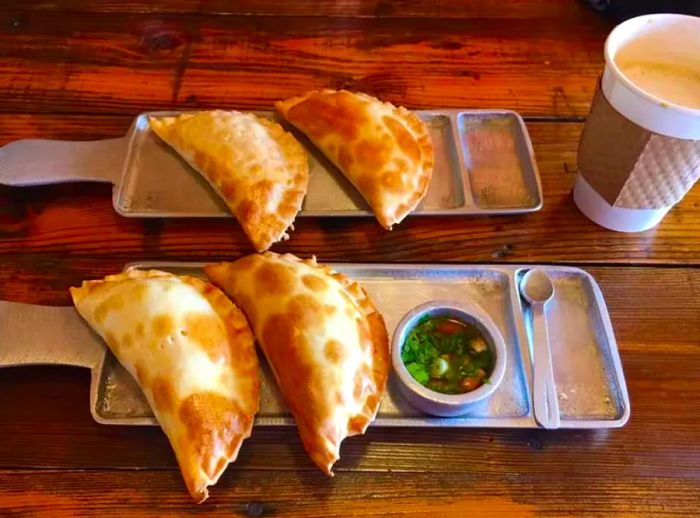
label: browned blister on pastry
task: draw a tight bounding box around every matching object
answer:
[205,253,389,475]
[276,90,433,229]
[149,111,309,252]
[70,269,260,503]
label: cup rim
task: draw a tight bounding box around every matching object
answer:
[604,13,700,117]
[391,300,507,409]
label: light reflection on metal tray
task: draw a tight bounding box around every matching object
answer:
[93,262,629,429]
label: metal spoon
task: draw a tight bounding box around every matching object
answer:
[520,268,560,429]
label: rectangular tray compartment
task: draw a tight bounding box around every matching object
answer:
[517,269,626,422]
[458,112,541,210]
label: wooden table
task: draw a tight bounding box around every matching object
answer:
[1,1,699,516]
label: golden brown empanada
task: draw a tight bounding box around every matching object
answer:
[70,269,259,503]
[276,90,433,229]
[205,253,389,475]
[149,111,309,252]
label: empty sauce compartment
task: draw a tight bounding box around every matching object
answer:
[416,115,464,211]
[459,112,542,210]
[517,268,629,427]
[546,272,625,421]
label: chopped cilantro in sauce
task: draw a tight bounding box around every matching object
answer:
[401,314,493,394]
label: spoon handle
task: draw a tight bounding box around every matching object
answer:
[532,304,560,429]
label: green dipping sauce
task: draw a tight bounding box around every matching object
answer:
[401,314,493,395]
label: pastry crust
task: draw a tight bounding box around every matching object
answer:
[70,269,260,503]
[149,111,309,252]
[205,253,389,475]
[276,90,433,229]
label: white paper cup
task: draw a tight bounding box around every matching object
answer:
[574,14,700,232]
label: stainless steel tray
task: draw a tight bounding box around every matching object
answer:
[0,262,629,429]
[0,110,543,217]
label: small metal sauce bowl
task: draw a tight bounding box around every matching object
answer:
[392,300,507,417]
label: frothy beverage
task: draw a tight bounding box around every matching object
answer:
[616,55,700,109]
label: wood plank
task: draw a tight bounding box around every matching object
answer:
[1,469,698,517]
[1,117,698,269]
[0,267,698,478]
[0,11,611,116]
[0,0,596,19]
[0,113,131,142]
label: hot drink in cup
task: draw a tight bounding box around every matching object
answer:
[575,14,700,232]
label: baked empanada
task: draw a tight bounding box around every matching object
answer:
[70,269,259,503]
[149,111,309,252]
[276,90,433,229]
[205,253,389,475]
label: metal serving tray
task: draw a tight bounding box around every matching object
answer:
[0,262,629,429]
[0,110,542,217]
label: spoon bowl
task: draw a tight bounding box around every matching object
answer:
[520,268,555,305]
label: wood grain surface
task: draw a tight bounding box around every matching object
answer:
[0,11,610,117]
[2,470,699,517]
[0,0,604,19]
[1,1,699,516]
